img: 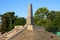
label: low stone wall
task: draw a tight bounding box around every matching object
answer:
[15,25,23,29]
[7,26,27,40]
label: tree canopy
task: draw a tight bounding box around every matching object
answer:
[0,12,26,34]
[34,7,60,33]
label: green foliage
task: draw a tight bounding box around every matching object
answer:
[0,12,26,34]
[14,17,26,26]
[0,12,15,34]
[1,14,9,33]
[34,7,49,26]
[45,19,58,32]
[34,7,60,32]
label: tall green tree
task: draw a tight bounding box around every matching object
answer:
[1,14,10,34]
[46,11,60,32]
[34,7,60,32]
[54,11,60,31]
[34,7,49,26]
[1,12,15,34]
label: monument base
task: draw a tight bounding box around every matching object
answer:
[27,25,33,30]
[15,26,23,29]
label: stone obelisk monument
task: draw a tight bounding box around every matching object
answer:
[26,4,33,30]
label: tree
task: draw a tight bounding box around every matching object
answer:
[45,19,58,32]
[34,7,49,26]
[14,17,26,26]
[1,12,15,34]
[34,7,60,33]
[47,11,55,21]
[54,11,60,31]
[1,14,10,34]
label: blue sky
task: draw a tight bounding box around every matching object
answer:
[0,0,60,18]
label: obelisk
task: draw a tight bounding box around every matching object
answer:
[26,4,33,30]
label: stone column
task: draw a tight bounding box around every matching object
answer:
[26,4,33,30]
[26,4,33,25]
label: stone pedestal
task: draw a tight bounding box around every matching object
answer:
[27,25,33,30]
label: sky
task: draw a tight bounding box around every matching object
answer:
[0,0,60,18]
